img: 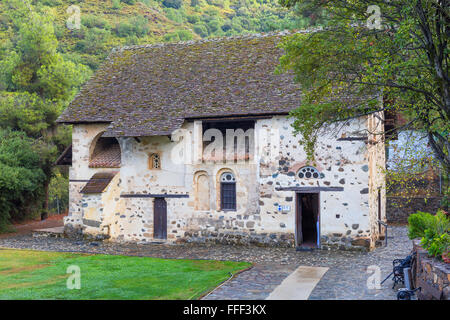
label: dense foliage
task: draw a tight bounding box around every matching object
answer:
[408,210,450,260]
[277,0,449,187]
[0,129,46,231]
[0,0,87,230]
[0,0,314,70]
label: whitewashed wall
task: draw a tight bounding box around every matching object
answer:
[65,115,385,250]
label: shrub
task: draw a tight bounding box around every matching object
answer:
[163,32,180,42]
[115,16,149,38]
[422,230,450,258]
[130,16,149,37]
[116,21,134,37]
[125,35,140,45]
[163,29,193,42]
[81,14,110,29]
[140,0,158,7]
[207,19,221,33]
[409,210,450,259]
[193,23,208,38]
[203,7,219,18]
[121,0,136,4]
[38,0,62,7]
[111,0,122,10]
[187,14,200,24]
[408,211,436,239]
[162,0,182,9]
[0,14,10,31]
[164,8,185,24]
[221,23,232,32]
[53,23,65,40]
[75,28,111,54]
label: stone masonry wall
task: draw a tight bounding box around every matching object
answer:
[66,115,384,250]
[413,240,450,300]
[64,123,110,236]
[387,196,444,224]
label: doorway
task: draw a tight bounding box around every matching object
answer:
[153,198,167,240]
[296,193,320,248]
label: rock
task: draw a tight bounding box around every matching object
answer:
[351,238,370,248]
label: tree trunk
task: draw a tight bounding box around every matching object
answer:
[41,180,49,220]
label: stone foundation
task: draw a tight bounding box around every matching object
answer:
[179,230,295,247]
[63,223,83,239]
[320,235,372,251]
[413,240,450,300]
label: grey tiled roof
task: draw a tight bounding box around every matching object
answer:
[58,31,306,137]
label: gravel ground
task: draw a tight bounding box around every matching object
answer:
[0,214,65,239]
[0,225,412,300]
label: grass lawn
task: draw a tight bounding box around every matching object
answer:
[0,248,251,300]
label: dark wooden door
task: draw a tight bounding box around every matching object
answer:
[296,192,320,248]
[153,198,167,240]
[296,194,303,246]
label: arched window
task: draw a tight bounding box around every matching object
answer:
[298,166,321,179]
[149,153,161,169]
[220,172,236,211]
[89,137,121,168]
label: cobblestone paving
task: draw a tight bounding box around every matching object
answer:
[0,226,412,300]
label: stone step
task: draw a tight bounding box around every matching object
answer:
[32,226,65,238]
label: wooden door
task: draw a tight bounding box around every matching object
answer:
[296,192,320,248]
[153,198,167,240]
[296,193,303,246]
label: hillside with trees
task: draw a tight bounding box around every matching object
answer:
[0,0,312,231]
[0,0,313,70]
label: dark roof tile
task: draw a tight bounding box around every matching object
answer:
[80,172,118,194]
[58,31,307,136]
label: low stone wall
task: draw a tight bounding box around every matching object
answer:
[178,229,371,250]
[413,240,450,300]
[319,235,371,251]
[387,196,443,224]
[180,230,295,247]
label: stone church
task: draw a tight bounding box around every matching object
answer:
[57,31,386,250]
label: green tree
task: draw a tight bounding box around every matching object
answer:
[278,0,449,181]
[1,0,89,100]
[163,0,183,9]
[0,129,46,231]
[0,0,90,225]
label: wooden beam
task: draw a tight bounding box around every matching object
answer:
[120,194,189,198]
[185,112,288,121]
[336,137,368,142]
[275,186,344,192]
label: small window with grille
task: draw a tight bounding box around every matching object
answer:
[149,153,161,169]
[220,172,236,211]
[298,166,321,179]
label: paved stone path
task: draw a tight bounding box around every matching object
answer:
[266,266,329,300]
[0,225,412,300]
